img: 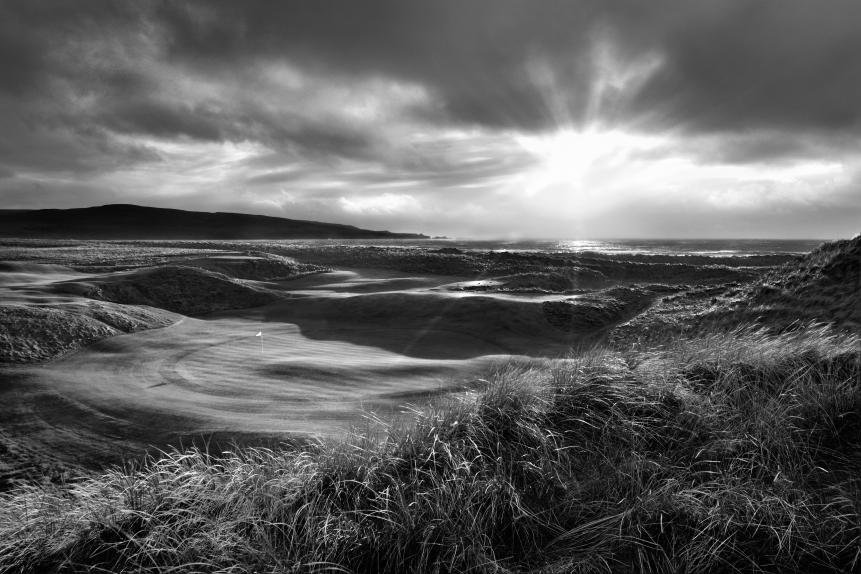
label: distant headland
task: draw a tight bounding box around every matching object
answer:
[0,204,428,240]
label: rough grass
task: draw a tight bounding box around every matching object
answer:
[1,323,860,573]
[0,302,177,363]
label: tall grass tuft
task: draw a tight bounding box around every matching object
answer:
[2,323,859,573]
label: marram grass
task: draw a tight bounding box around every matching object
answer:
[1,323,859,573]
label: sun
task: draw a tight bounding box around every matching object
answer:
[516,128,665,198]
[534,129,612,185]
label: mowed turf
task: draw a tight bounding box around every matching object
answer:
[23,315,508,434]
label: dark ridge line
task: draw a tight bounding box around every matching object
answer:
[0,204,428,240]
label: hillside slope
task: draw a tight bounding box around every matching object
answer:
[0,204,426,240]
[0,301,177,363]
[738,234,861,330]
[610,234,860,342]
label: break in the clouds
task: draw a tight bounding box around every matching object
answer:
[1,0,860,238]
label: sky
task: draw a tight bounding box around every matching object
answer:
[1,0,860,239]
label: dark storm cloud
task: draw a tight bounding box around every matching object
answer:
[5,0,861,154]
[634,1,861,134]
[150,0,618,131]
[89,83,380,160]
[0,1,143,93]
[144,0,861,135]
[0,0,612,134]
[0,102,162,175]
[682,131,861,167]
[100,100,225,141]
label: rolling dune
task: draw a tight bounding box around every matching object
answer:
[0,260,587,486]
[0,245,772,488]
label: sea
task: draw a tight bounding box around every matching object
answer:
[273,238,826,258]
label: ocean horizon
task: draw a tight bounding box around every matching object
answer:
[231,237,827,257]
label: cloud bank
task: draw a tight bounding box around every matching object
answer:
[1,0,859,238]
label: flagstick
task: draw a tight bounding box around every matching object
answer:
[256,330,263,353]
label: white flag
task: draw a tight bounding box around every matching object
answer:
[255,331,262,337]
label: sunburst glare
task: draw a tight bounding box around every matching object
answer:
[517,128,668,198]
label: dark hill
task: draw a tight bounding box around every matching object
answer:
[0,204,426,239]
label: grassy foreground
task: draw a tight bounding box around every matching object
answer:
[2,324,860,573]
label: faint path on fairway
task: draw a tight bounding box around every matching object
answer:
[0,310,519,486]
[39,317,507,432]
